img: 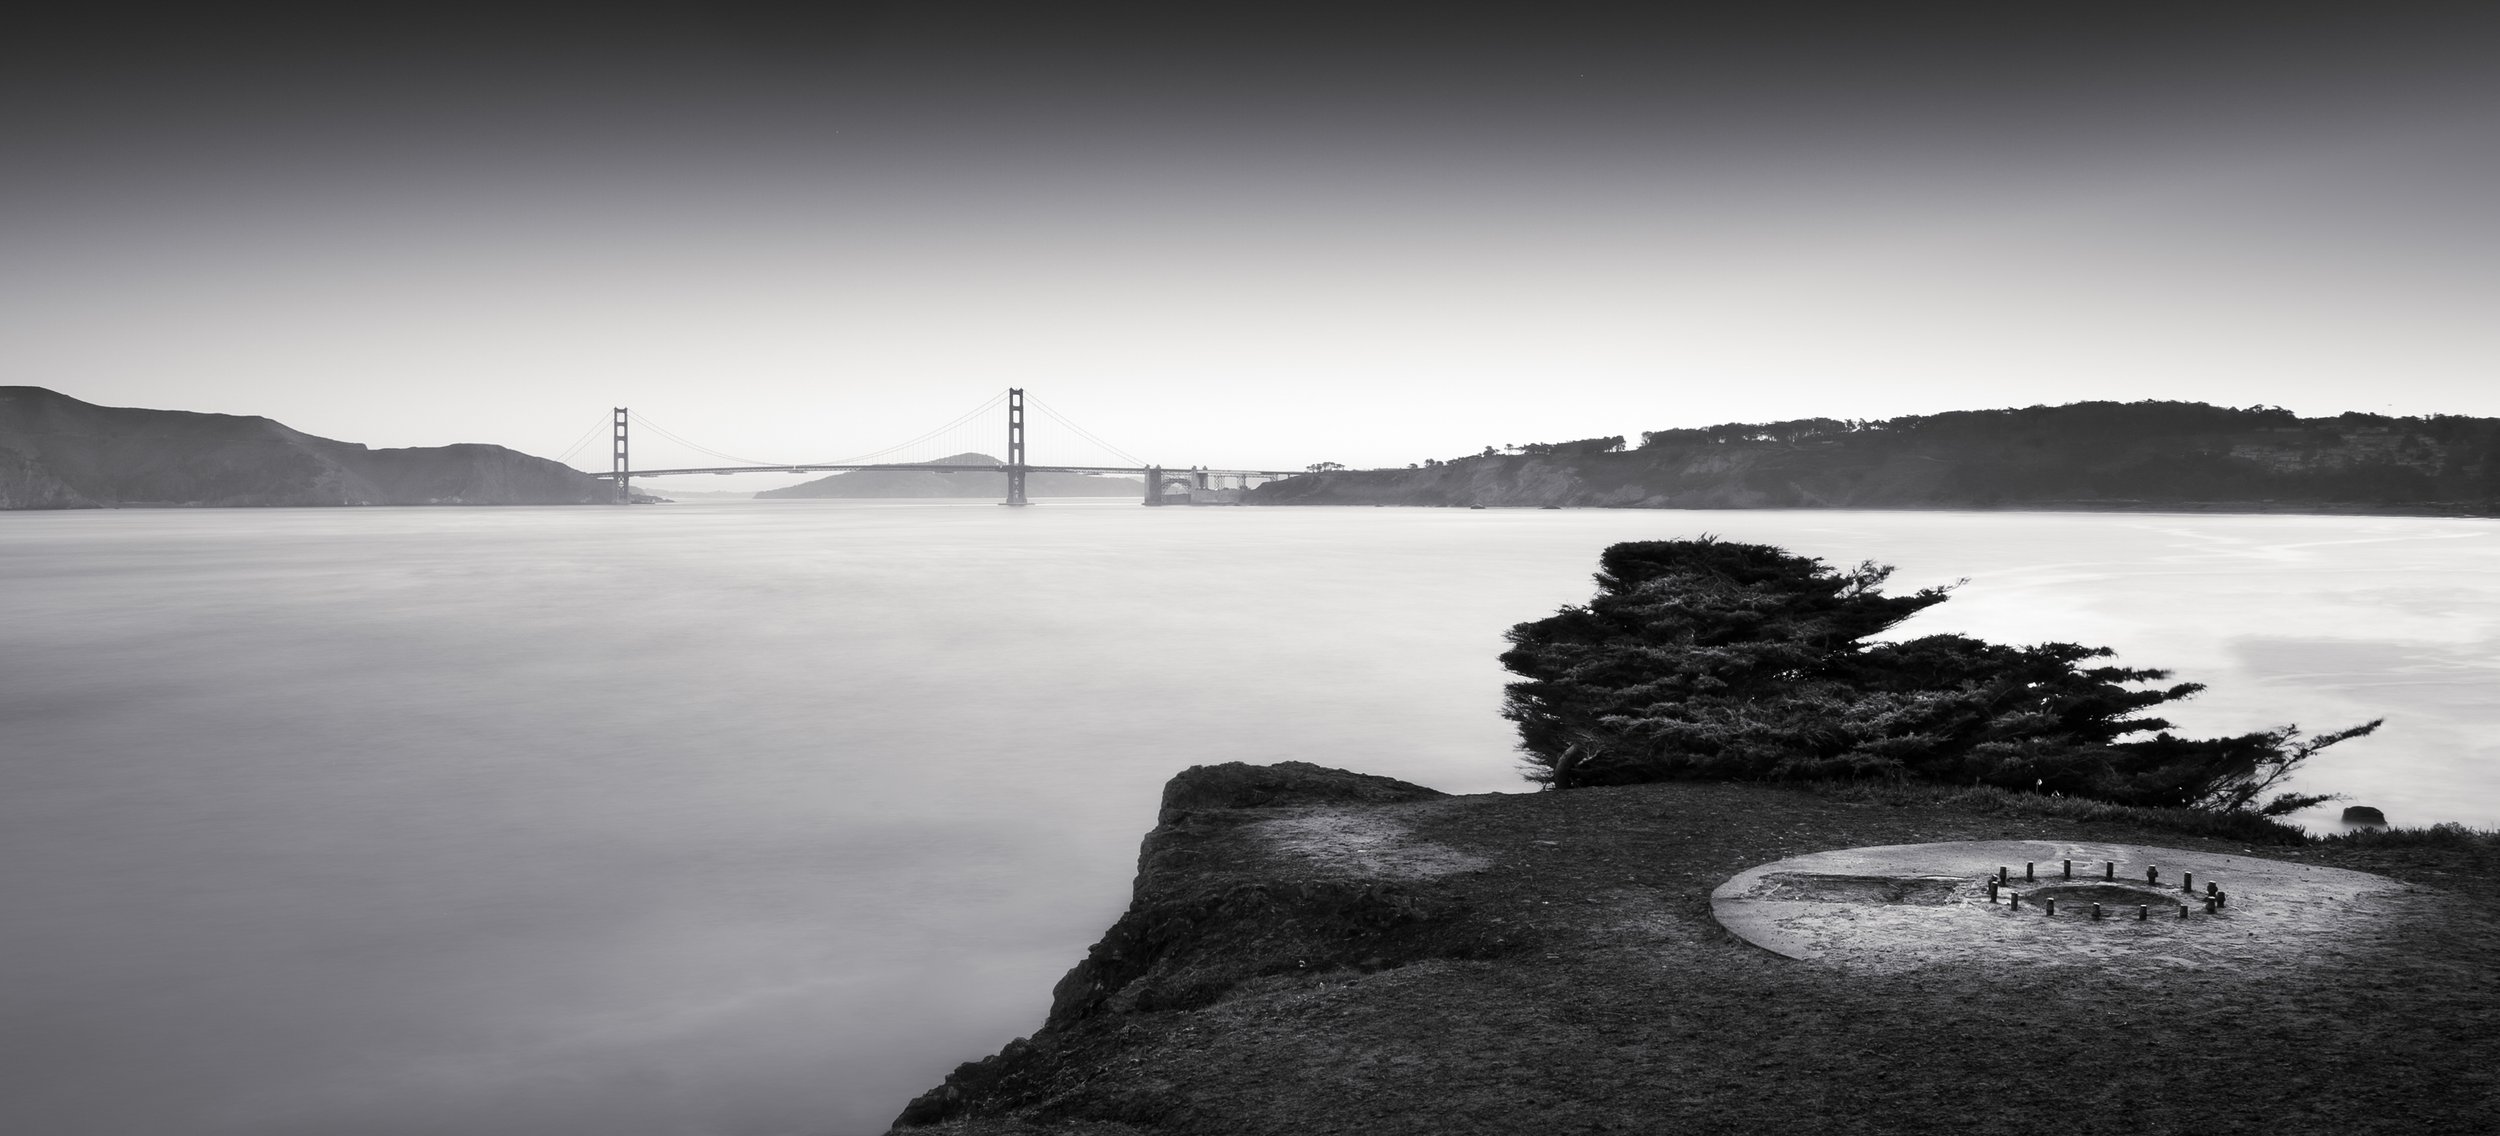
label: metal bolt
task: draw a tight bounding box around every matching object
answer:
[2105,861,2115,880]
[1987,878,1999,901]
[2093,903,2104,920]
[2179,904,2188,919]
[2009,892,2021,910]
[2046,898,2057,916]
[1998,866,2008,884]
[2025,861,2035,881]
[2205,896,2218,914]
[2147,866,2159,885]
[2207,882,2218,897]
[2138,905,2148,921]
[2063,859,2073,879]
[2217,890,2227,909]
[2183,871,2194,893]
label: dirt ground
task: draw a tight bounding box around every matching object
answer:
[888,771,2499,1136]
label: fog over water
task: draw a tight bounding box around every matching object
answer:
[4,501,2494,1134]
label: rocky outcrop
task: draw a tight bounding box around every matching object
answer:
[0,387,610,508]
[893,763,1502,1129]
[1153,760,1446,818]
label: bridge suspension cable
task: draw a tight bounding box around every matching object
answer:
[597,388,1185,476]
[553,413,614,467]
[798,389,1010,466]
[627,410,789,467]
[603,392,1023,472]
[1026,394,1149,468]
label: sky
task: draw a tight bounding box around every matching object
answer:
[7,2,2497,479]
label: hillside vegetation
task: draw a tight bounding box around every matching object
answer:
[0,387,609,508]
[1253,400,2500,513]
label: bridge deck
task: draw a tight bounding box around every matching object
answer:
[597,464,1304,479]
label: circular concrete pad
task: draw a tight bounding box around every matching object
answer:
[1711,840,2420,973]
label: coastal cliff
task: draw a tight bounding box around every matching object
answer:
[1251,401,2500,514]
[889,762,2498,1135]
[0,387,610,508]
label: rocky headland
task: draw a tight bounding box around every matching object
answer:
[0,387,610,508]
[890,761,2498,1135]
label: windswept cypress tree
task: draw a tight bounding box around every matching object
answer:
[1500,538,2377,813]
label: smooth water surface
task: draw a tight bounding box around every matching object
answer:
[4,502,2495,1134]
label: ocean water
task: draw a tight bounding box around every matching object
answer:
[3,501,2494,1135]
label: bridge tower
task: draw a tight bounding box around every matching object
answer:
[1004,387,1028,506]
[611,407,630,504]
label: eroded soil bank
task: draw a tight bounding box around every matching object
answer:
[888,763,2498,1135]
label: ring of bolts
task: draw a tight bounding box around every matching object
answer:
[1978,860,2230,919]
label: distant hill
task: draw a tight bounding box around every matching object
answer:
[1253,401,2500,515]
[755,453,1143,499]
[0,387,611,509]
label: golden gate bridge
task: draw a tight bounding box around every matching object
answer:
[562,388,1304,506]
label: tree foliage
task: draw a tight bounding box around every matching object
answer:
[1518,435,1626,457]
[1500,538,2378,813]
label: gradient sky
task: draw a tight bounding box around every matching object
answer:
[7,3,2496,477]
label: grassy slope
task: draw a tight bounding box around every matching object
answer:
[891,770,2498,1135]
